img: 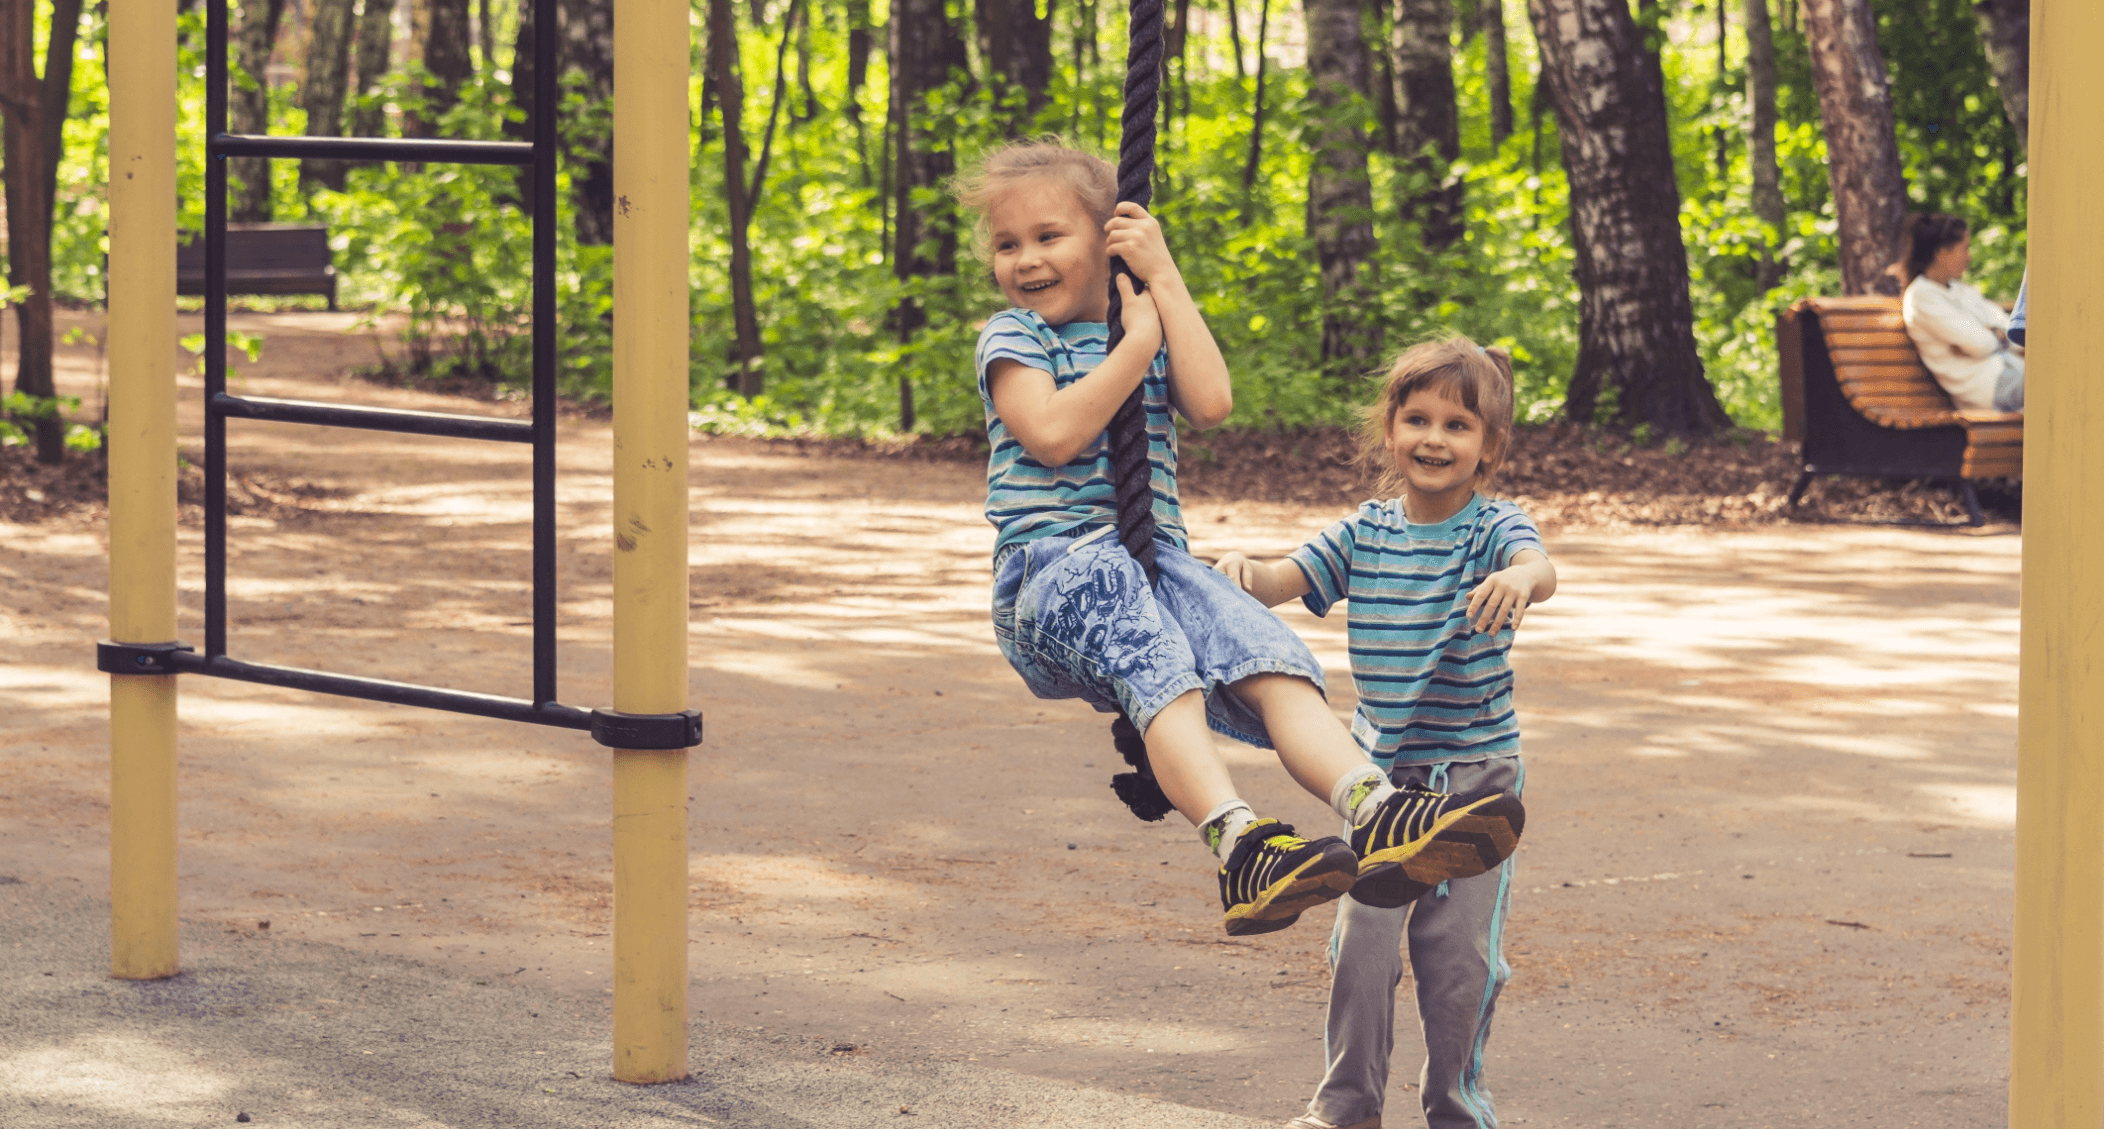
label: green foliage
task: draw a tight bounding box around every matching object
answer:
[22,0,2025,446]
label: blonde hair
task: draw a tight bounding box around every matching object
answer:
[1359,336,1518,495]
[952,138,1118,264]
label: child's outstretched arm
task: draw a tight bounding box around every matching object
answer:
[1104,203,1232,429]
[1465,548,1556,633]
[989,272,1163,467]
[1213,551,1312,608]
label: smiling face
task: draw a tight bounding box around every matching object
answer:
[1385,386,1491,522]
[988,179,1111,326]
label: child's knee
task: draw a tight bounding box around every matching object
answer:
[1229,670,1323,709]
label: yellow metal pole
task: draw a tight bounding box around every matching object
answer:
[2012,2,2104,1124]
[105,0,181,981]
[609,0,692,1083]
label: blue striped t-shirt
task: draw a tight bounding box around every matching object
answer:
[1290,495,1545,768]
[975,308,1187,559]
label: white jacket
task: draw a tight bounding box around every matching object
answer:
[1902,275,2010,412]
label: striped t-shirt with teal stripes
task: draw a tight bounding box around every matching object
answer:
[975,308,1187,560]
[1289,495,1545,768]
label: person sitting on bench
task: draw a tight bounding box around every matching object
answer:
[1899,212,2024,412]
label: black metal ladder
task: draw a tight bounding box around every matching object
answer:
[98,0,700,752]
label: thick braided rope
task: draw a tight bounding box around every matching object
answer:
[1106,0,1163,586]
[1104,0,1175,823]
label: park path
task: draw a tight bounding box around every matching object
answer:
[1,313,2019,1127]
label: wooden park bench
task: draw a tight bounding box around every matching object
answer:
[1776,295,2022,526]
[176,223,338,310]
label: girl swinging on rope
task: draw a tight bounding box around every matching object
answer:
[955,140,1527,936]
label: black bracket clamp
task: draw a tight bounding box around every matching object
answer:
[97,640,197,675]
[590,709,705,750]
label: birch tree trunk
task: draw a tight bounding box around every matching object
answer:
[349,0,394,137]
[890,0,970,429]
[1391,0,1461,249]
[1972,0,2027,147]
[230,0,287,221]
[1744,0,1786,290]
[1483,0,1511,146]
[562,0,614,245]
[1528,0,1727,435]
[0,0,83,463]
[1304,0,1380,374]
[1799,0,1907,295]
[299,0,359,191]
[708,0,764,394]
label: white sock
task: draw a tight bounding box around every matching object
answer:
[1330,765,1395,827]
[1200,799,1258,862]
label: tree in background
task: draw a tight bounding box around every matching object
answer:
[889,0,971,430]
[976,0,1054,133]
[300,0,359,191]
[419,0,476,133]
[1800,0,1906,295]
[1389,0,1462,249]
[1972,0,2027,146]
[1478,0,1512,147]
[1304,0,1381,374]
[1528,0,1727,435]
[349,0,395,138]
[561,0,614,244]
[230,0,287,222]
[1743,0,1786,290]
[0,0,84,464]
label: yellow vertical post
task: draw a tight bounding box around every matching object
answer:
[105,0,181,981]
[2012,2,2104,1124]
[609,0,692,1083]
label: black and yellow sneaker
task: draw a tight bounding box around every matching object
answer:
[1216,818,1359,937]
[1348,782,1525,908]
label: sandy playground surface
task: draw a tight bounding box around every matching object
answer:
[0,312,2020,1126]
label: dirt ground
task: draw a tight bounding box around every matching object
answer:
[2,312,2019,1126]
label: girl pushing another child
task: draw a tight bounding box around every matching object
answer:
[954,138,1527,937]
[1214,340,1556,1129]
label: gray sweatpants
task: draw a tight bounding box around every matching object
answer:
[1305,755,1524,1129]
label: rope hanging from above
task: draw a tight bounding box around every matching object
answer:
[1105,0,1175,823]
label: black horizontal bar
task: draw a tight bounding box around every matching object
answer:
[212,393,534,443]
[211,133,534,166]
[167,651,594,731]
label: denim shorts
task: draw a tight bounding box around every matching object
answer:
[991,528,1328,748]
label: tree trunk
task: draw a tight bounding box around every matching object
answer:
[350,0,394,137]
[975,0,1052,133]
[709,0,764,394]
[300,0,358,191]
[1483,0,1511,146]
[890,0,970,430]
[1972,0,2027,148]
[419,0,475,130]
[1226,0,1245,80]
[1391,0,1461,249]
[1527,0,1728,436]
[1800,0,1908,295]
[1304,0,1381,374]
[230,0,287,221]
[1744,0,1786,290]
[845,0,872,182]
[1241,0,1269,196]
[504,0,535,205]
[478,0,494,66]
[1,0,83,464]
[561,0,614,244]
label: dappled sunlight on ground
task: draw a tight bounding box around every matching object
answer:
[1,315,2020,1126]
